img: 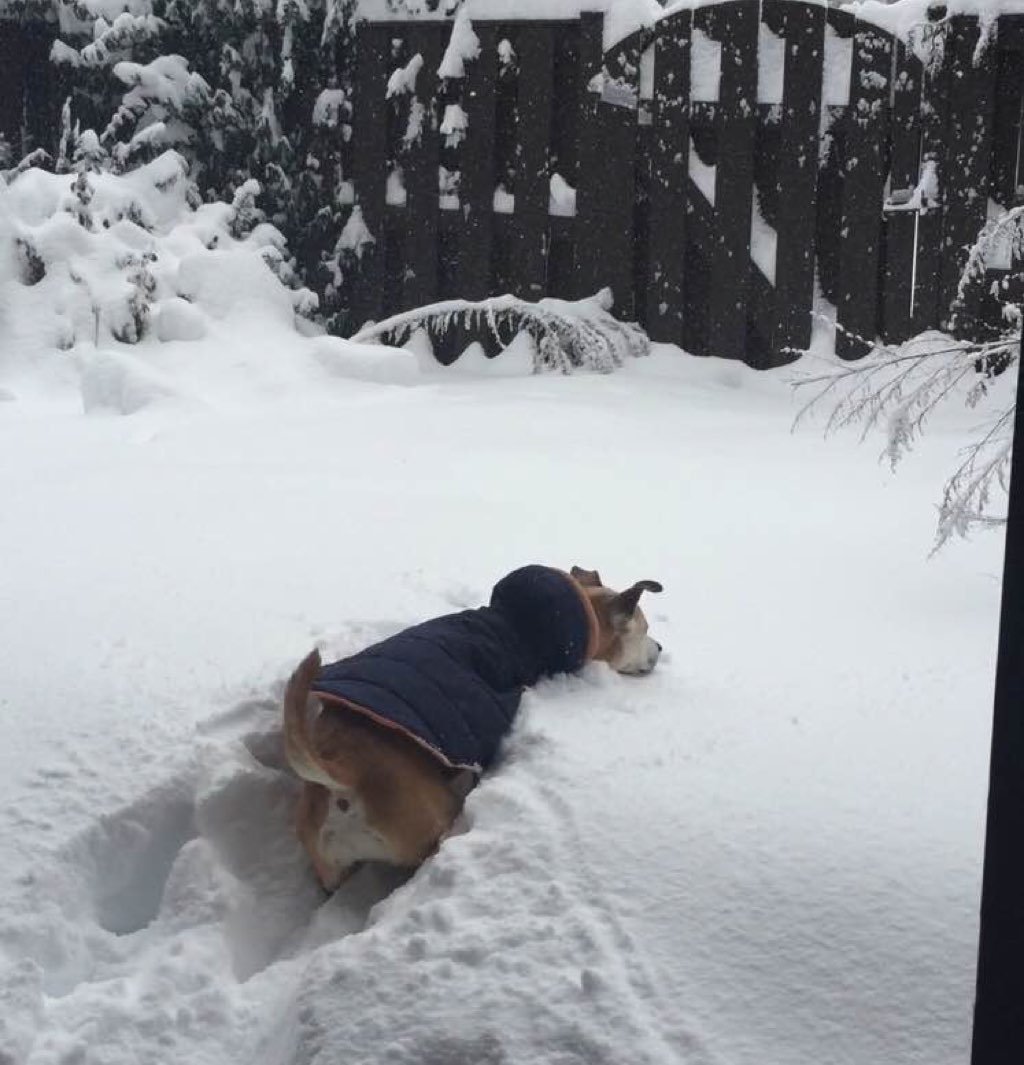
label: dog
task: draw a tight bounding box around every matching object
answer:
[283,565,662,890]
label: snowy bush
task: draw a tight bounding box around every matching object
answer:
[0,150,316,380]
[796,207,1023,552]
[40,0,359,325]
[350,288,650,374]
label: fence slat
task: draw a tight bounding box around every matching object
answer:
[575,14,640,316]
[765,0,825,358]
[0,21,27,156]
[510,26,555,301]
[645,14,691,345]
[457,23,499,300]
[23,23,61,155]
[907,26,950,335]
[991,48,1024,206]
[348,24,392,331]
[880,42,923,343]
[701,0,758,359]
[999,13,1024,51]
[834,20,892,359]
[938,16,998,331]
[402,25,444,309]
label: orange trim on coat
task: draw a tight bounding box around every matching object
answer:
[561,571,601,663]
[313,689,479,773]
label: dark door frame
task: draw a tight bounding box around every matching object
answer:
[971,331,1024,1064]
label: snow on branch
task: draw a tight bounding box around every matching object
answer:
[103,55,211,156]
[792,194,1023,550]
[53,12,165,70]
[954,204,1024,312]
[794,328,1019,551]
[935,405,1015,549]
[350,289,649,374]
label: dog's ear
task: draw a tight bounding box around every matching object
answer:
[570,566,603,587]
[610,580,663,618]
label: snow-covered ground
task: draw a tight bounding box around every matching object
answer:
[0,282,1005,1064]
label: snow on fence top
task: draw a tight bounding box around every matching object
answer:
[356,0,663,49]
[843,0,1024,40]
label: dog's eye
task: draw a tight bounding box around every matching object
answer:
[335,797,350,812]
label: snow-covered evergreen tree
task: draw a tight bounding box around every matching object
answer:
[40,0,361,329]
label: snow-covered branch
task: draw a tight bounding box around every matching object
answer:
[795,329,1019,548]
[351,290,649,373]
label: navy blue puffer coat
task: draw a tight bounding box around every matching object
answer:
[311,566,596,772]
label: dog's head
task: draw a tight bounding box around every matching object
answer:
[571,566,663,676]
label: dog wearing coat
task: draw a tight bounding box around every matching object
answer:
[283,565,662,890]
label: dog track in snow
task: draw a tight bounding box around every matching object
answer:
[530,777,714,1065]
[2,639,697,1065]
[91,789,198,936]
[0,638,413,1065]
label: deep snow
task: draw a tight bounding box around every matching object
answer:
[0,290,1006,1063]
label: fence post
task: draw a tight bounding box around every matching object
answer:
[880,43,924,344]
[835,19,892,359]
[0,20,27,157]
[575,14,640,317]
[645,14,691,346]
[401,24,444,310]
[347,23,391,332]
[938,16,998,334]
[457,22,499,301]
[990,44,1024,207]
[970,332,1024,1065]
[704,0,758,361]
[510,26,556,302]
[765,0,825,358]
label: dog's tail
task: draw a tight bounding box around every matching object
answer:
[283,648,337,789]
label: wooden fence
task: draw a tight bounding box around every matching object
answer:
[0,19,63,164]
[3,5,1023,367]
[346,3,1024,366]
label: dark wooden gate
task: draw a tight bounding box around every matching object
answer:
[0,19,61,163]
[344,4,1024,367]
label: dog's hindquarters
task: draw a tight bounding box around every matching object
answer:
[284,647,471,884]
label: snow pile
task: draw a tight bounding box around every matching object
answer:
[0,152,316,405]
[0,154,631,411]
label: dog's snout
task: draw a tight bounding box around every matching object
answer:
[655,641,663,652]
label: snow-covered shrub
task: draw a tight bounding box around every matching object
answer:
[43,0,358,328]
[350,288,650,374]
[0,150,316,380]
